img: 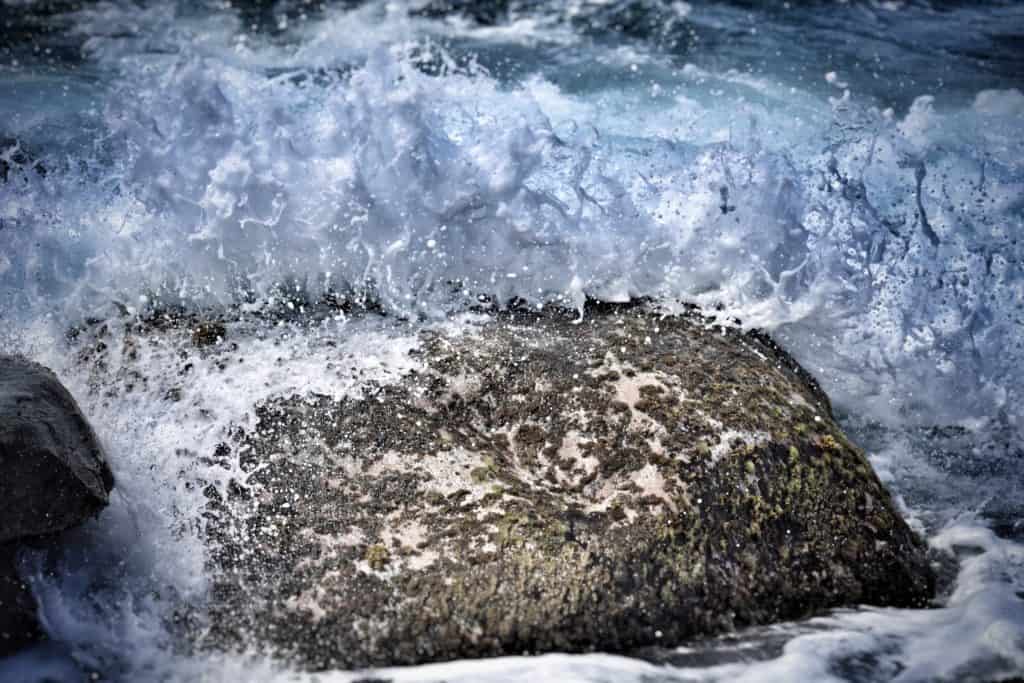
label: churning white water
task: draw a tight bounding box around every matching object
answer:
[0,1,1022,681]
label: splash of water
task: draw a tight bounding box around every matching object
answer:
[1,1,1023,681]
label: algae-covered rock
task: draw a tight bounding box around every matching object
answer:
[203,304,933,669]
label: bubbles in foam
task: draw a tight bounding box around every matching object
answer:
[1,0,1021,449]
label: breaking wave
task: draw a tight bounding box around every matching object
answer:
[1,1,1022,681]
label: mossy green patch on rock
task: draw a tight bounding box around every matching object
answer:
[198,302,933,670]
[365,544,391,571]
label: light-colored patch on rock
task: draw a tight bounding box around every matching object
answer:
[710,429,770,462]
[284,571,342,624]
[630,463,678,513]
[557,430,599,476]
[417,447,491,501]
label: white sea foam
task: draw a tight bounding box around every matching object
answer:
[3,1,1020,430]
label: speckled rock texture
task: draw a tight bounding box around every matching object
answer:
[203,304,934,669]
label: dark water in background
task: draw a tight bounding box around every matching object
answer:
[1,1,1023,681]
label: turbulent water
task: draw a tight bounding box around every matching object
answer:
[1,0,1022,680]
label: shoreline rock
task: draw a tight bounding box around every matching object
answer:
[195,303,934,669]
[0,355,114,656]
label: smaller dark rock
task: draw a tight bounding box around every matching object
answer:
[0,355,115,657]
[0,355,114,544]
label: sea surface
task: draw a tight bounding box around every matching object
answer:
[0,1,1022,681]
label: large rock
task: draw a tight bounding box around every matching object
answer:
[0,355,114,544]
[202,304,934,669]
[0,355,114,655]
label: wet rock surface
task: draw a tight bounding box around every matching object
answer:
[0,355,114,544]
[193,303,934,670]
[0,544,41,657]
[0,355,114,656]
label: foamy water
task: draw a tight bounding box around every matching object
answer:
[1,1,1022,681]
